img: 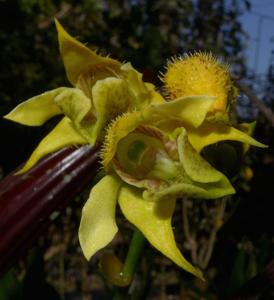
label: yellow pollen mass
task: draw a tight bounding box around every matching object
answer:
[162,52,233,113]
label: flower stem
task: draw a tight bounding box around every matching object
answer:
[122,228,146,279]
[113,228,146,299]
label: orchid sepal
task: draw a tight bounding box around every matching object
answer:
[79,175,122,260]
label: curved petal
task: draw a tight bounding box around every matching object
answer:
[143,95,215,128]
[54,88,95,144]
[91,77,136,141]
[118,186,204,279]
[55,19,120,85]
[176,128,222,183]
[120,63,165,108]
[121,63,149,98]
[237,122,256,153]
[79,175,121,260]
[188,121,267,153]
[148,87,166,104]
[4,88,65,126]
[17,117,87,174]
[147,178,235,201]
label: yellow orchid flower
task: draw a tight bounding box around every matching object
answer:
[3,15,266,285]
[4,19,163,174]
[78,82,265,280]
[79,111,237,280]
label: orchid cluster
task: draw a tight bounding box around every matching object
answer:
[4,20,265,280]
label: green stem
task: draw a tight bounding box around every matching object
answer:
[122,228,146,279]
[113,228,146,300]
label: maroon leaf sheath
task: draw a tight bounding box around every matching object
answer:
[0,145,100,275]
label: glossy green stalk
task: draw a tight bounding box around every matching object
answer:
[122,229,146,280]
[113,229,146,300]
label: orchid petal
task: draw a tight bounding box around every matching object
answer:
[237,122,257,153]
[188,121,267,153]
[148,87,166,104]
[118,186,204,279]
[121,63,149,98]
[120,63,165,108]
[142,128,235,200]
[55,19,120,86]
[4,88,65,126]
[176,128,222,183]
[79,175,121,260]
[91,77,136,141]
[54,88,95,143]
[17,117,87,174]
[143,96,215,128]
[149,178,235,201]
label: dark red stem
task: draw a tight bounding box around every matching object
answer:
[0,145,100,276]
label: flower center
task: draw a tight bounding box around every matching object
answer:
[116,132,178,181]
[117,133,158,179]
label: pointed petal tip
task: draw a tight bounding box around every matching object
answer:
[119,187,206,279]
[54,17,60,26]
[54,17,68,38]
[54,17,81,54]
[200,274,206,282]
[195,268,205,281]
[3,112,12,121]
[3,110,23,124]
[3,110,36,126]
[12,117,87,176]
[54,17,121,86]
[79,226,119,262]
[260,143,268,148]
[14,166,28,176]
[246,139,268,149]
[231,186,236,195]
[54,17,70,42]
